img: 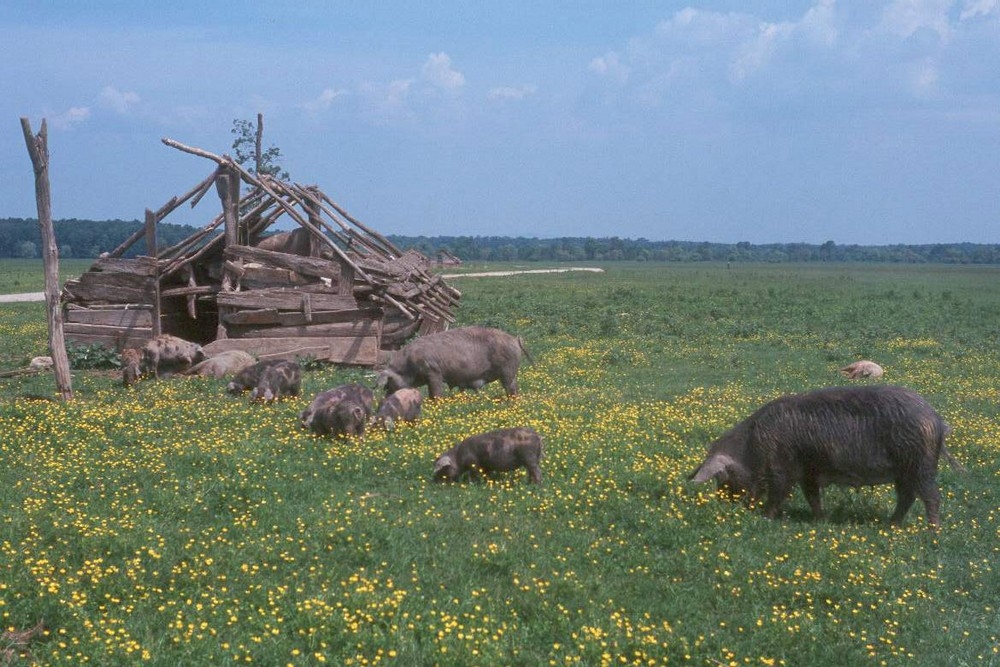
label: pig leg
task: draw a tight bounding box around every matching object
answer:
[500,372,519,397]
[800,476,824,518]
[427,375,446,399]
[916,482,941,527]
[889,480,918,525]
[525,461,542,484]
[762,477,793,519]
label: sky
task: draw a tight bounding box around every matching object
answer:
[2,1,999,245]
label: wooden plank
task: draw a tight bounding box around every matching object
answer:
[223,245,343,280]
[216,288,358,311]
[89,256,159,276]
[65,322,153,337]
[229,316,380,339]
[69,272,157,303]
[202,335,380,366]
[64,307,154,328]
[223,307,381,327]
[65,330,153,350]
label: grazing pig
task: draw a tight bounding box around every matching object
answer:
[688,385,963,527]
[142,334,205,378]
[184,350,256,379]
[29,356,53,372]
[300,384,375,437]
[227,360,276,395]
[249,360,301,402]
[378,326,529,399]
[120,348,142,387]
[434,427,543,484]
[840,360,884,379]
[374,387,423,429]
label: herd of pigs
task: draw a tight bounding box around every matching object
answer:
[121,326,962,527]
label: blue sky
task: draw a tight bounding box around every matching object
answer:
[3,1,999,244]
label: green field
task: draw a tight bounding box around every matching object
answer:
[1,262,998,666]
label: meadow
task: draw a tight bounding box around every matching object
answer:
[1,261,999,666]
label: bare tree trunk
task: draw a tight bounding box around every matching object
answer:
[20,117,73,401]
[255,112,264,176]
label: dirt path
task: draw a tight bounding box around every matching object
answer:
[440,267,605,279]
[0,268,603,302]
[0,292,45,303]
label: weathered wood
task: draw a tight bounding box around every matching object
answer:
[64,307,154,328]
[89,256,159,276]
[72,272,156,303]
[223,245,342,280]
[223,307,379,327]
[216,288,357,311]
[65,322,154,338]
[229,316,380,339]
[202,335,380,366]
[160,285,218,298]
[65,330,153,350]
[21,116,73,400]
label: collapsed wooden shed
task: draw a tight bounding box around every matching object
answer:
[60,138,459,366]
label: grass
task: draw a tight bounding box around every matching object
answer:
[0,258,94,295]
[1,262,999,666]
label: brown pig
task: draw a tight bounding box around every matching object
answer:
[142,334,205,378]
[840,360,884,379]
[300,384,375,437]
[227,360,277,395]
[374,387,423,430]
[121,348,143,387]
[249,360,301,402]
[434,427,543,484]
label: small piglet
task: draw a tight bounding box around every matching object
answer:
[300,384,375,437]
[375,387,423,430]
[249,360,302,402]
[121,348,143,387]
[434,427,543,484]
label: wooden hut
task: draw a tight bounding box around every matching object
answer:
[60,138,459,365]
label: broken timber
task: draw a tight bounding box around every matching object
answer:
[60,135,459,365]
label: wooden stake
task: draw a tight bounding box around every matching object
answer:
[20,117,73,401]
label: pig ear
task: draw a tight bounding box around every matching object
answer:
[688,454,737,484]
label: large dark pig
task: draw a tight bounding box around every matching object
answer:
[374,388,423,429]
[433,427,543,484]
[249,360,301,402]
[378,326,529,399]
[688,385,963,527]
[300,384,375,437]
[184,350,255,379]
[142,334,205,378]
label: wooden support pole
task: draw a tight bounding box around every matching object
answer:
[20,117,73,401]
[146,209,162,337]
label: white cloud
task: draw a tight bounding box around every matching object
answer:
[302,87,348,113]
[879,0,954,40]
[960,0,999,19]
[99,86,140,114]
[421,52,465,91]
[589,51,630,83]
[50,106,90,130]
[488,84,538,101]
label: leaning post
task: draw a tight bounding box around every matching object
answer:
[20,117,73,401]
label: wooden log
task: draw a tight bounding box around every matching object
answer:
[21,117,72,400]
[202,335,380,366]
[160,285,219,298]
[89,256,159,276]
[69,270,156,303]
[222,245,342,281]
[65,322,154,338]
[65,330,153,350]
[216,288,357,311]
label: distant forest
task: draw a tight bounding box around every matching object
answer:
[2,217,1000,264]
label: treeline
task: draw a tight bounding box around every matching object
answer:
[0,218,202,259]
[2,218,1000,264]
[390,235,1000,264]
